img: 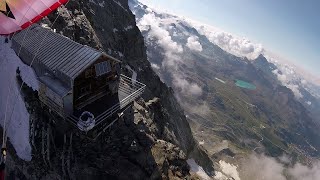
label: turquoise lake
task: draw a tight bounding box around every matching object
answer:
[235,80,256,90]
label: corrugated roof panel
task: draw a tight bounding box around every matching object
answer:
[12,24,104,84]
[60,48,89,72]
[45,40,77,69]
[19,33,39,55]
[52,44,81,70]
[71,53,101,78]
[38,38,62,63]
[67,51,100,78]
[24,29,47,55]
[36,34,61,60]
[40,40,66,65]
[64,48,99,75]
[40,37,69,66]
[57,45,86,69]
[26,32,53,61]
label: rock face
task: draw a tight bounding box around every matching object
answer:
[6,0,213,179]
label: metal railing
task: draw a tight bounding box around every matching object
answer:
[118,75,146,108]
[67,74,146,130]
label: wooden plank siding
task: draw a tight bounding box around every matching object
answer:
[39,82,65,117]
[73,55,120,110]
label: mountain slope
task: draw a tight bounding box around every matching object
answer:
[130,0,320,164]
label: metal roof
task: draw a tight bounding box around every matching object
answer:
[39,75,71,97]
[13,24,103,81]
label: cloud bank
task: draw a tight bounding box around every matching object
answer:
[134,0,320,101]
[240,154,286,180]
[137,10,203,98]
[188,20,264,60]
[138,13,183,69]
[240,154,320,180]
[288,162,320,180]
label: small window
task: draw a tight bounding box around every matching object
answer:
[85,68,93,78]
[95,61,111,77]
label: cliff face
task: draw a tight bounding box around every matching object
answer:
[47,0,195,154]
[6,0,213,179]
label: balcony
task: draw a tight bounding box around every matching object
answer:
[67,74,146,132]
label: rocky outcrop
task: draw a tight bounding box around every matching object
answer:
[6,0,213,179]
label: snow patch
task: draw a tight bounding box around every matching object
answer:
[117,51,124,58]
[19,62,39,91]
[215,77,226,84]
[219,160,241,180]
[199,140,205,145]
[0,36,32,161]
[214,171,229,180]
[151,63,160,70]
[124,25,133,31]
[98,1,105,7]
[113,0,128,12]
[187,159,211,180]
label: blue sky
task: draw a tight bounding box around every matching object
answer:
[139,0,320,77]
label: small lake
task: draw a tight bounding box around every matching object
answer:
[235,80,256,90]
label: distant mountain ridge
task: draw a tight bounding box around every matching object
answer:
[130,0,320,162]
[130,0,320,124]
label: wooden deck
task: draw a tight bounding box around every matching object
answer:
[73,93,120,118]
[67,74,146,132]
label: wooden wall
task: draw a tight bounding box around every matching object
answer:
[73,55,120,109]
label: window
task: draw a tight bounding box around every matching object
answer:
[95,61,111,77]
[85,68,93,78]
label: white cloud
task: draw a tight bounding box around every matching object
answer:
[138,13,183,69]
[278,154,291,164]
[287,84,303,99]
[288,162,320,180]
[188,20,264,59]
[301,79,307,85]
[272,69,303,99]
[135,0,320,101]
[240,154,320,180]
[173,75,202,97]
[186,36,203,52]
[240,154,286,180]
[137,11,203,99]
